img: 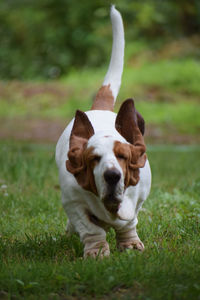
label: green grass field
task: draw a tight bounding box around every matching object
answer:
[0,40,200,299]
[0,142,199,299]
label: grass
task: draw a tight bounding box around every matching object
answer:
[0,142,200,299]
[0,39,200,298]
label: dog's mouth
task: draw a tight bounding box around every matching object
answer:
[102,186,135,221]
[102,189,122,215]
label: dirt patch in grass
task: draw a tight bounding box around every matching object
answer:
[0,118,199,144]
[0,118,65,143]
[1,79,200,144]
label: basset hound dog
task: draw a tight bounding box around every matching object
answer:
[56,6,151,258]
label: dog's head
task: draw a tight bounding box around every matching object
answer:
[66,99,146,217]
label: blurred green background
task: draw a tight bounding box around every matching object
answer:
[0,0,200,143]
[0,3,200,298]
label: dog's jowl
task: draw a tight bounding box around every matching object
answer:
[56,6,151,258]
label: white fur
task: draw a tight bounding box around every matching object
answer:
[103,5,124,101]
[56,111,151,255]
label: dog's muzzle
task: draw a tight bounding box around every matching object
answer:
[104,168,121,185]
[103,168,122,214]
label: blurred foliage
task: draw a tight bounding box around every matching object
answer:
[0,0,200,79]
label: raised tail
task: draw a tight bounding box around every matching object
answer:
[91,5,125,111]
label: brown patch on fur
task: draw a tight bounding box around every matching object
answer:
[66,110,98,194]
[91,84,114,111]
[114,141,146,187]
[114,142,131,181]
[66,146,98,195]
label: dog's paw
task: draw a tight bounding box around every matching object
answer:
[84,240,110,259]
[84,247,110,259]
[118,240,144,252]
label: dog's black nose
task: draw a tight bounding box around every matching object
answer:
[104,169,121,185]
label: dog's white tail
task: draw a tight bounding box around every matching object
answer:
[103,5,124,100]
[91,5,124,111]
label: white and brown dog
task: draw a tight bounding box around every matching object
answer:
[56,6,151,258]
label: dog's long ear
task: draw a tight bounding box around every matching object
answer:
[115,99,146,186]
[136,110,145,135]
[66,111,97,193]
[115,99,145,143]
[69,110,94,149]
[66,111,96,194]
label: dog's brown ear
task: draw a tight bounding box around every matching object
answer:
[115,99,145,143]
[136,110,145,135]
[66,111,97,194]
[69,110,94,149]
[115,99,147,186]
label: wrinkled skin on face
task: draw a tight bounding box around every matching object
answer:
[66,145,98,195]
[113,140,146,188]
[66,99,147,215]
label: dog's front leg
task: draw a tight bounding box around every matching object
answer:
[65,203,110,258]
[78,216,110,259]
[83,234,110,259]
[115,220,144,252]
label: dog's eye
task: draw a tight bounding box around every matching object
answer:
[117,154,127,160]
[93,155,101,163]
